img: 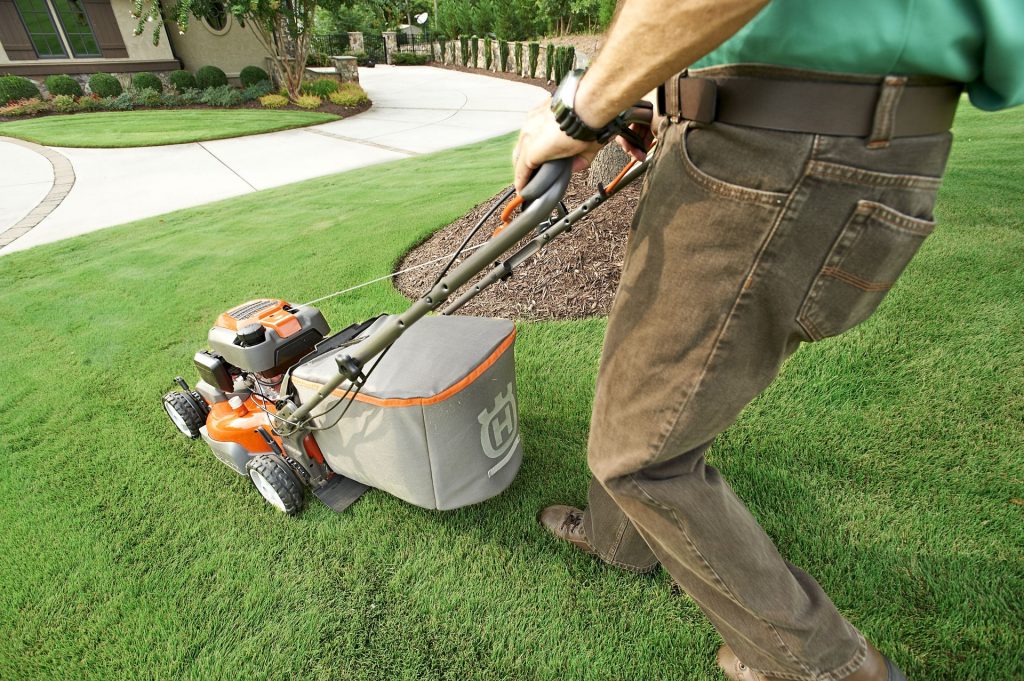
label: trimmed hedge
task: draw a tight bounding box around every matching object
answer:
[169,70,197,92]
[195,65,228,89]
[88,73,122,97]
[0,75,41,104]
[131,72,163,93]
[239,65,270,87]
[392,52,430,66]
[44,74,82,97]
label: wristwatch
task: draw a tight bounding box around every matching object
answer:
[551,69,628,144]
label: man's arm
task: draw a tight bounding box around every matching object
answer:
[512,0,769,191]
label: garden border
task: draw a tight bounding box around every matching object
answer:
[0,137,75,247]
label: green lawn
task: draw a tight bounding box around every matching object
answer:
[0,109,339,147]
[0,104,1021,681]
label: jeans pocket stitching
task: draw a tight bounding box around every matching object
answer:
[679,124,789,207]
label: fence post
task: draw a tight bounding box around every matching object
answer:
[383,32,398,65]
[348,32,364,54]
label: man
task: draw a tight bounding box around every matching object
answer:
[512,1,1022,680]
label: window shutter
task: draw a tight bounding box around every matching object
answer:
[80,0,127,58]
[0,0,38,60]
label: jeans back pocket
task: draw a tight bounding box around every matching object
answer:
[798,200,935,341]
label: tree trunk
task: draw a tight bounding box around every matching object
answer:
[587,143,631,189]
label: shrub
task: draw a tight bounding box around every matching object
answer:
[160,93,183,107]
[295,94,321,109]
[195,65,228,89]
[239,65,270,87]
[169,70,196,92]
[180,88,205,105]
[44,74,82,97]
[130,72,163,93]
[200,84,242,107]
[391,52,429,66]
[0,97,50,116]
[0,75,40,105]
[484,37,493,69]
[52,94,77,113]
[500,41,510,72]
[300,77,338,97]
[328,88,369,107]
[459,36,469,66]
[106,92,134,111]
[471,36,479,68]
[259,93,288,108]
[131,87,162,107]
[88,72,122,98]
[240,80,273,102]
[545,44,555,80]
[528,42,540,79]
[439,40,447,62]
[76,95,102,112]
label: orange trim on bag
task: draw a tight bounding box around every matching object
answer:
[292,328,517,408]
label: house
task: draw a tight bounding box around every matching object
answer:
[0,0,267,84]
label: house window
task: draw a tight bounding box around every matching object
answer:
[203,1,230,33]
[13,0,67,58]
[51,0,100,57]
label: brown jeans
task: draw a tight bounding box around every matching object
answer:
[581,90,952,679]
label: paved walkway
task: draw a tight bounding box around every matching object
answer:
[0,66,547,255]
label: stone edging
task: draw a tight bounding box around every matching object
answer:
[0,137,75,248]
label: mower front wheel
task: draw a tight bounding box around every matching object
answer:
[246,454,305,516]
[163,391,206,439]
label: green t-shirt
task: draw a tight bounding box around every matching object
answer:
[691,0,1023,110]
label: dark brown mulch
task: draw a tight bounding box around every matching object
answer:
[394,172,640,321]
[427,62,556,94]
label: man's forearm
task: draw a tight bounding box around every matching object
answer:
[575,0,770,127]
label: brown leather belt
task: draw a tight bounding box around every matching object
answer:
[658,72,962,139]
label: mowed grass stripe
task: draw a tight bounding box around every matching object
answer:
[0,109,339,148]
[0,105,1021,680]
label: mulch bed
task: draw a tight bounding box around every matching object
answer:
[0,99,371,123]
[395,172,640,321]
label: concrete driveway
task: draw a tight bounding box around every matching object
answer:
[0,66,547,255]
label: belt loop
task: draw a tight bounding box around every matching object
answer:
[663,70,685,123]
[867,75,908,149]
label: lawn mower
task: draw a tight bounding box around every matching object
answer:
[162,106,654,516]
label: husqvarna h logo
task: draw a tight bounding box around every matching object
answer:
[478,382,520,478]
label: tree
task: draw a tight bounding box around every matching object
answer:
[131,0,345,101]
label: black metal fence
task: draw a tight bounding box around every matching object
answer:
[363,34,387,64]
[310,33,350,57]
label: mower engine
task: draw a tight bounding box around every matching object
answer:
[163,299,328,480]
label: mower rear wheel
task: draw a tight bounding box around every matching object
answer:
[246,454,305,516]
[163,391,206,439]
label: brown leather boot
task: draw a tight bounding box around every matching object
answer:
[537,505,595,555]
[717,643,906,681]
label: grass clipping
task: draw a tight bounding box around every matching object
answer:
[395,173,640,321]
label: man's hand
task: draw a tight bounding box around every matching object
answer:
[512,98,604,193]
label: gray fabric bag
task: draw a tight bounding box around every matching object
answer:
[291,316,522,510]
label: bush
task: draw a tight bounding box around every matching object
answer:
[484,37,493,69]
[44,74,82,97]
[545,44,554,81]
[88,72,122,98]
[295,94,321,109]
[459,36,469,66]
[200,85,242,107]
[169,70,196,92]
[131,87,162,107]
[0,75,40,105]
[300,77,338,97]
[528,42,540,79]
[471,36,479,68]
[240,80,273,102]
[195,65,228,89]
[180,88,205,105]
[106,92,134,111]
[391,52,429,66]
[500,41,510,72]
[0,97,51,116]
[52,94,77,113]
[130,72,163,93]
[239,65,270,87]
[328,88,369,107]
[439,40,447,62]
[160,93,183,107]
[77,95,103,112]
[259,93,289,109]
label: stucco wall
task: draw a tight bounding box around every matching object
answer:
[167,15,269,79]
[110,0,176,61]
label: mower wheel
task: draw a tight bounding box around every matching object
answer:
[163,391,206,439]
[246,454,305,516]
